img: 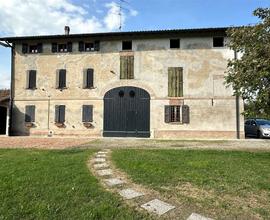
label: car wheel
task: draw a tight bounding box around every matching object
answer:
[257,130,263,139]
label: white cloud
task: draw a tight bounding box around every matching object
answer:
[130,9,138,17]
[103,2,123,31]
[0,73,10,89]
[0,0,138,36]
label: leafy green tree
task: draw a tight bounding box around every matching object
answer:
[226,8,270,119]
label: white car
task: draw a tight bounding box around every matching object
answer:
[245,119,270,138]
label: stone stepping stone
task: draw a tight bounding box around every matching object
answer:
[119,188,144,200]
[141,199,175,216]
[97,169,113,176]
[105,178,125,186]
[93,163,109,169]
[97,151,109,154]
[96,154,107,158]
[187,213,214,220]
[94,158,106,163]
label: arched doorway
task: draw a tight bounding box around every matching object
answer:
[0,106,7,135]
[103,86,150,137]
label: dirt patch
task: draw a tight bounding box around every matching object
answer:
[0,136,94,149]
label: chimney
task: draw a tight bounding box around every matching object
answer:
[64,26,70,35]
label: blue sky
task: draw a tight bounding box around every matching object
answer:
[0,0,269,89]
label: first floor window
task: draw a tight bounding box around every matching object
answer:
[55,105,65,123]
[165,105,190,124]
[82,105,93,122]
[83,68,94,89]
[56,69,66,89]
[27,70,37,89]
[25,105,35,122]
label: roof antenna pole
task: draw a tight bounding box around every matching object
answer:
[119,0,122,30]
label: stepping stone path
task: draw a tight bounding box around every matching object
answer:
[93,158,106,163]
[119,188,144,200]
[187,213,214,220]
[97,169,113,176]
[93,163,109,169]
[141,199,175,216]
[105,178,125,186]
[90,149,215,219]
[96,154,107,158]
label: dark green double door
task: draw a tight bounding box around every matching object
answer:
[103,86,150,138]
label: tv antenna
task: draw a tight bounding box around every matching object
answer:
[117,0,130,31]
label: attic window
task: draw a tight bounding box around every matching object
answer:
[58,44,67,52]
[170,39,180,49]
[85,43,94,51]
[213,37,224,47]
[122,41,132,50]
[29,45,38,53]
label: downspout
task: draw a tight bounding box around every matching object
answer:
[0,41,14,136]
[234,50,240,139]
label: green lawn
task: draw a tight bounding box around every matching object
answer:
[0,149,148,220]
[112,149,270,219]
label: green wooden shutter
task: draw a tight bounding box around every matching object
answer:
[168,68,174,97]
[120,56,127,79]
[178,67,183,97]
[22,44,28,54]
[120,56,134,79]
[55,105,60,122]
[128,56,134,79]
[25,105,35,122]
[28,70,37,89]
[168,67,183,97]
[182,105,190,124]
[164,105,171,123]
[82,105,93,122]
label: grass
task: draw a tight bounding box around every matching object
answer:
[0,149,149,220]
[112,149,270,219]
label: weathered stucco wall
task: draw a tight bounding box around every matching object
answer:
[11,37,244,138]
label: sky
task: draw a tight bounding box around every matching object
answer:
[0,0,269,89]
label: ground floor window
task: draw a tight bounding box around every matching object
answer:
[165,105,190,124]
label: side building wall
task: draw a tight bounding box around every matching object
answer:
[11,37,245,138]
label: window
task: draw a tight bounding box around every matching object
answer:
[55,105,65,123]
[56,69,66,89]
[58,44,67,52]
[25,105,35,122]
[27,70,37,89]
[52,42,72,53]
[29,45,38,53]
[170,39,180,49]
[83,68,94,89]
[165,105,190,124]
[168,67,183,97]
[79,41,100,52]
[120,56,134,79]
[213,37,224,47]
[122,41,132,50]
[22,43,43,54]
[245,120,250,125]
[82,105,93,122]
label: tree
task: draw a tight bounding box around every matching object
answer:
[226,8,270,118]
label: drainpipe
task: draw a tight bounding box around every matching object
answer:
[234,50,240,139]
[0,41,14,136]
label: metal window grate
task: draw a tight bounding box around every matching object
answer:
[170,105,181,123]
